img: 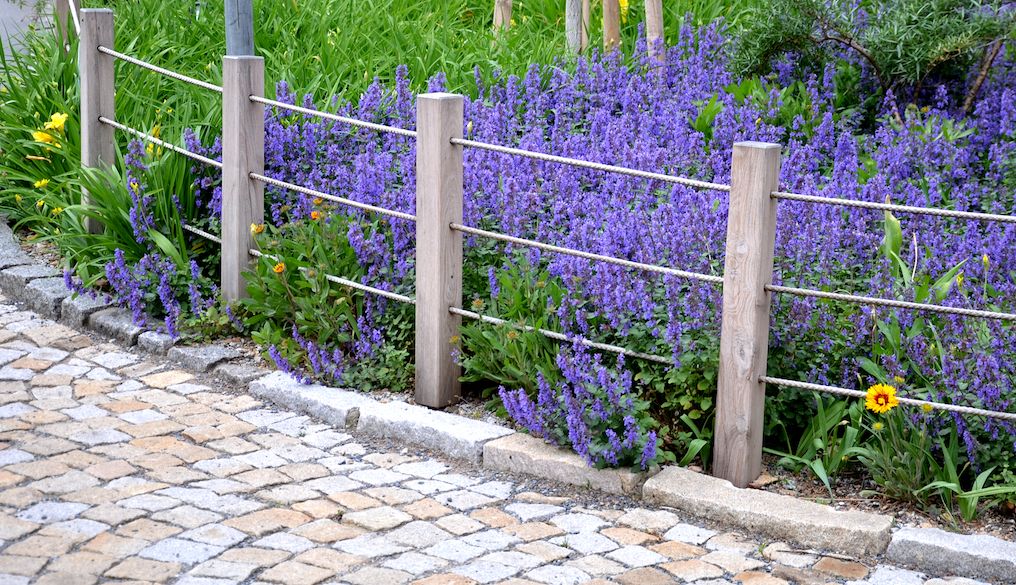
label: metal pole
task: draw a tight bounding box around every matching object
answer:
[224,0,254,56]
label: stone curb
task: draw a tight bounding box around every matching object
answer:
[886,527,1016,583]
[643,466,893,557]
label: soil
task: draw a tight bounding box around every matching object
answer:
[21,230,1016,543]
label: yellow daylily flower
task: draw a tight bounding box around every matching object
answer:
[43,112,68,132]
[34,179,50,189]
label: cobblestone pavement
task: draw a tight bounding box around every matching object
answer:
[0,300,984,585]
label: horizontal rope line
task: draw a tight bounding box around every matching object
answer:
[249,173,416,222]
[450,138,731,192]
[100,117,224,169]
[248,248,415,304]
[97,46,223,93]
[68,0,81,34]
[450,223,724,284]
[761,376,1016,422]
[182,224,221,244]
[250,95,418,138]
[767,284,1015,321]
[450,307,672,365]
[772,191,1016,224]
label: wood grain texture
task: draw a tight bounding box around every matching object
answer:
[602,0,620,51]
[224,0,255,56]
[645,0,664,62]
[415,93,464,409]
[221,56,265,301]
[565,0,582,54]
[581,0,590,52]
[715,142,782,488]
[493,0,512,30]
[79,9,114,235]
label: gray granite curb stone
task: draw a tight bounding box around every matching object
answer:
[168,345,242,372]
[250,372,370,430]
[886,527,1016,583]
[214,363,269,386]
[358,400,513,464]
[89,307,146,345]
[138,331,176,355]
[483,432,651,496]
[25,276,72,318]
[643,465,893,557]
[0,264,59,302]
[61,293,114,328]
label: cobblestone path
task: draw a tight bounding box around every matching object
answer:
[0,298,984,585]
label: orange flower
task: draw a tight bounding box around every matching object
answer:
[272,262,285,274]
[310,210,322,220]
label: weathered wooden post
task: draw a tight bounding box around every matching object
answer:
[565,0,583,54]
[224,0,255,56]
[415,93,464,409]
[603,0,621,51]
[55,0,71,48]
[645,0,664,62]
[581,0,590,52]
[79,9,114,235]
[714,142,782,488]
[493,0,512,30]
[221,56,264,301]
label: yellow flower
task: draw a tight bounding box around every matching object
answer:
[32,130,56,144]
[873,422,884,431]
[51,207,63,216]
[36,200,45,209]
[15,195,23,204]
[312,197,323,206]
[129,180,140,193]
[893,375,905,385]
[619,0,630,22]
[956,272,964,288]
[43,112,68,132]
[921,403,933,413]
[471,298,485,310]
[310,210,322,220]
[250,223,265,235]
[34,179,49,189]
[865,384,899,414]
[272,262,286,274]
[150,124,161,139]
[983,254,990,268]
[449,335,460,345]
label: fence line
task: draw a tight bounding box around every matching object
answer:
[249,172,417,222]
[100,117,223,169]
[772,190,1016,224]
[761,376,1016,422]
[768,284,1016,321]
[97,46,223,93]
[250,95,418,138]
[74,8,1016,489]
[451,306,672,364]
[451,137,732,192]
[450,223,725,284]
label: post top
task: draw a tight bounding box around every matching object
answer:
[80,8,113,15]
[417,92,464,101]
[222,55,264,63]
[733,141,782,150]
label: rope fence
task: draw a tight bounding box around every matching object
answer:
[182,224,222,245]
[246,248,415,304]
[450,307,672,365]
[450,223,724,284]
[100,117,224,169]
[250,96,418,138]
[772,191,1016,224]
[761,376,1016,423]
[97,46,223,93]
[767,284,1016,322]
[451,137,732,192]
[249,172,416,222]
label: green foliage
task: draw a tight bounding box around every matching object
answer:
[458,256,564,404]
[732,0,1015,103]
[766,393,863,495]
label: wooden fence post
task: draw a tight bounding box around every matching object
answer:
[79,9,114,235]
[221,56,265,301]
[602,0,620,51]
[55,0,70,48]
[565,0,583,54]
[224,0,255,56]
[714,142,782,488]
[415,93,464,409]
[493,0,512,30]
[581,0,590,52]
[645,0,664,62]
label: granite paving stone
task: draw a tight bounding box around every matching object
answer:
[0,294,985,585]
